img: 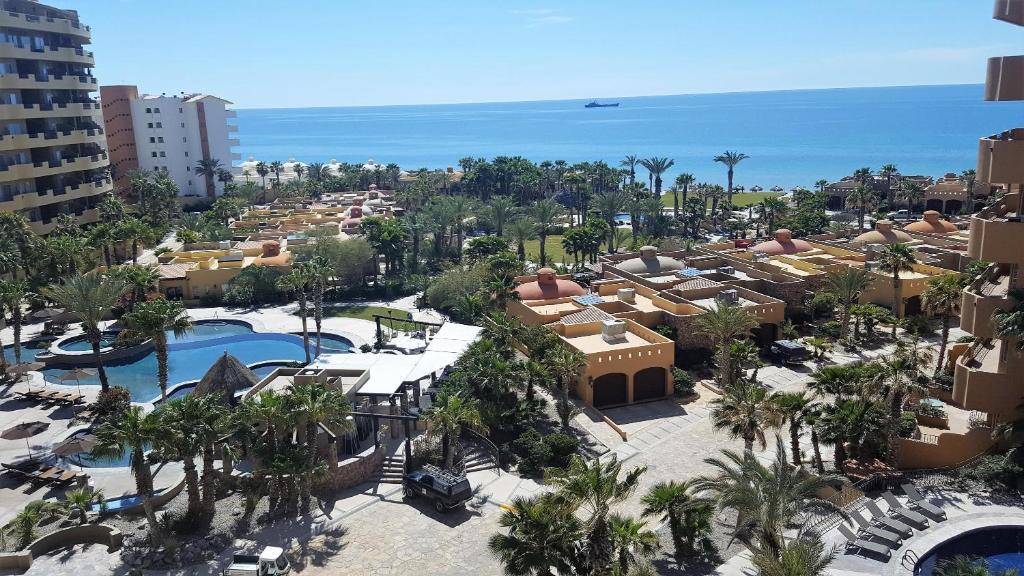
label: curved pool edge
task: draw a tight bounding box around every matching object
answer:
[887,513,1024,576]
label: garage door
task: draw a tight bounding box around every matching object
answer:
[633,367,667,402]
[592,373,628,408]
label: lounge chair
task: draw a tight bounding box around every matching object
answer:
[849,510,902,545]
[864,500,914,536]
[901,484,947,520]
[32,466,61,482]
[837,524,892,559]
[881,492,930,527]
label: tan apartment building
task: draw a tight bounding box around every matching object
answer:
[0,0,110,234]
[896,0,1024,470]
[157,239,292,302]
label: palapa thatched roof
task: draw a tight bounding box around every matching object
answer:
[192,352,259,405]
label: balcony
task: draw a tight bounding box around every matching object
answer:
[0,152,108,183]
[227,124,238,133]
[225,110,237,118]
[0,11,91,40]
[978,129,1024,184]
[967,192,1024,263]
[960,265,1016,337]
[953,339,1019,418]
[985,56,1024,102]
[994,0,1024,26]
[0,72,98,91]
[0,127,105,152]
[0,42,94,65]
[228,138,240,147]
[0,177,111,212]
[0,101,100,120]
[28,208,99,235]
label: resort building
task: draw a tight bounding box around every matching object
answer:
[99,86,238,198]
[156,239,292,302]
[895,0,1024,470]
[923,173,991,214]
[0,0,111,234]
[235,188,400,237]
[823,173,932,211]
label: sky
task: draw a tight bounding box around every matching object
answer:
[64,0,1021,109]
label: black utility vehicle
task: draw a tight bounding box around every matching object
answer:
[769,339,810,364]
[403,464,473,513]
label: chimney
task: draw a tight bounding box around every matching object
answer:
[601,319,628,343]
[617,288,635,303]
[640,245,657,260]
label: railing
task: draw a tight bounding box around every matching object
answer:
[461,427,501,475]
[910,430,940,445]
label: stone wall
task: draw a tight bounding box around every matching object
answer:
[0,524,123,571]
[315,443,386,493]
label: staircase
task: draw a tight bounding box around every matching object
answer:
[376,453,406,484]
[459,444,499,473]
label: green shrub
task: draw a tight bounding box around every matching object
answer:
[94,386,131,423]
[915,402,947,419]
[672,368,696,397]
[958,455,1023,489]
[199,292,223,307]
[810,292,837,318]
[223,285,254,307]
[818,320,842,338]
[898,411,918,438]
[903,315,936,336]
[932,370,954,391]
[655,324,677,340]
[543,433,579,469]
[956,335,976,343]
[511,429,551,477]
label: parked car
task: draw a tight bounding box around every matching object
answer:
[886,209,913,222]
[223,546,291,576]
[403,464,473,513]
[769,340,810,364]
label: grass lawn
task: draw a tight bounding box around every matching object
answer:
[523,235,611,265]
[660,191,783,208]
[309,305,409,322]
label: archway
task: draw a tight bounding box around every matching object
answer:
[751,323,778,347]
[592,373,628,408]
[944,200,963,215]
[826,196,844,211]
[904,295,923,317]
[633,367,667,402]
[925,199,944,212]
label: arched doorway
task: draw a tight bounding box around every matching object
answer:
[944,200,962,214]
[592,373,628,408]
[751,324,778,347]
[826,196,844,211]
[904,295,923,317]
[925,199,944,212]
[633,367,667,402]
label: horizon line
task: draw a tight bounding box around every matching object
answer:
[231,82,982,111]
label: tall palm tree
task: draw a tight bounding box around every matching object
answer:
[751,532,836,576]
[293,163,305,184]
[619,155,640,186]
[505,218,537,262]
[121,299,192,400]
[93,406,163,543]
[269,160,284,186]
[770,391,813,466]
[713,151,749,206]
[639,157,674,200]
[959,169,978,214]
[0,280,30,364]
[641,480,709,560]
[898,182,925,212]
[608,514,659,575]
[486,195,518,236]
[255,161,270,202]
[194,157,223,197]
[826,267,872,343]
[86,223,116,267]
[543,344,587,429]
[160,395,211,518]
[527,199,564,266]
[42,272,128,391]
[994,289,1024,351]
[695,301,758,386]
[306,258,332,352]
[694,436,842,559]
[277,266,314,363]
[114,217,154,265]
[923,275,963,375]
[106,264,160,312]
[593,189,629,252]
[424,394,487,470]
[239,390,289,464]
[488,494,583,576]
[758,197,788,235]
[545,455,647,573]
[880,163,899,196]
[288,380,353,450]
[673,173,695,221]
[878,243,917,329]
[846,185,876,232]
[711,380,776,452]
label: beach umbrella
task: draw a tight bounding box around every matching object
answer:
[770,186,784,192]
[29,308,63,320]
[9,362,43,386]
[58,367,96,395]
[751,185,763,192]
[2,420,50,460]
[51,434,98,469]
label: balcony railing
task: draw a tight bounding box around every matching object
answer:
[0,10,91,38]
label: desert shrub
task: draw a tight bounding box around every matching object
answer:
[543,433,579,469]
[818,320,842,338]
[672,368,696,397]
[655,324,677,340]
[809,292,837,318]
[199,292,223,307]
[958,455,1023,490]
[931,369,954,391]
[903,314,937,336]
[915,402,947,419]
[956,335,976,343]
[94,386,131,422]
[898,411,918,438]
[511,429,551,477]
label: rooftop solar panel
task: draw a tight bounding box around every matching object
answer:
[572,294,605,305]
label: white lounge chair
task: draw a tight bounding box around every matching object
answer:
[837,524,892,559]
[881,492,930,527]
[900,484,947,520]
[864,500,914,536]
[850,509,902,545]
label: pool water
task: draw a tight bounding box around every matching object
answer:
[41,322,351,401]
[916,527,1024,576]
[2,339,53,364]
[58,336,117,351]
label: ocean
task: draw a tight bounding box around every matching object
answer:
[234,84,1021,189]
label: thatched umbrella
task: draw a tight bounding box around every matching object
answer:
[192,352,259,405]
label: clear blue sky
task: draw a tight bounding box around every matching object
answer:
[66,0,1019,109]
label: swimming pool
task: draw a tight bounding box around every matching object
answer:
[916,527,1024,576]
[40,322,352,401]
[2,339,54,364]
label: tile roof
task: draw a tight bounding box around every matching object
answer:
[674,277,721,291]
[558,307,615,325]
[158,263,195,280]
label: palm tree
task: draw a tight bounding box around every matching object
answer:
[121,299,192,400]
[758,197,788,235]
[486,195,518,236]
[488,494,583,576]
[935,555,1019,576]
[255,161,270,202]
[424,394,487,470]
[306,258,331,352]
[593,189,629,252]
[239,390,289,464]
[846,185,876,232]
[620,155,640,186]
[826,267,872,343]
[641,480,709,560]
[86,223,116,267]
[0,280,29,364]
[269,160,284,186]
[289,380,353,450]
[694,436,842,559]
[543,344,587,429]
[673,173,695,221]
[42,272,128,391]
[160,395,211,518]
[898,182,925,212]
[293,163,305,184]
[62,488,105,525]
[771,391,813,466]
[545,455,647,573]
[106,264,160,312]
[505,218,537,262]
[527,199,563,266]
[695,301,758,386]
[115,217,154,264]
[194,157,223,197]
[277,266,314,363]
[608,514,659,575]
[639,157,674,199]
[878,243,917,329]
[994,289,1024,351]
[959,169,978,214]
[93,406,163,543]
[873,351,921,464]
[711,380,776,452]
[713,151,749,206]
[923,275,963,375]
[751,532,836,576]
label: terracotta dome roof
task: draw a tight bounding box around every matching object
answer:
[904,211,957,234]
[852,220,912,246]
[513,268,586,300]
[616,246,685,274]
[750,229,814,255]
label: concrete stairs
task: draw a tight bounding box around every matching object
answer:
[376,454,406,484]
[459,445,498,473]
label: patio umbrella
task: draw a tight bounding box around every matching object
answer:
[29,308,64,320]
[751,185,763,192]
[51,434,98,470]
[770,186,784,192]
[58,367,96,395]
[9,362,43,386]
[1,420,50,460]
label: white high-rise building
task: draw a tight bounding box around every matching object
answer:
[101,86,239,198]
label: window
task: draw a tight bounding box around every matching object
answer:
[157,137,164,143]
[181,123,185,128]
[148,137,155,143]
[159,151,165,157]
[182,137,187,143]
[155,122,162,128]
[146,122,153,128]
[145,107,151,113]
[151,151,157,157]
[178,107,183,113]
[186,166,190,172]
[154,107,160,113]
[184,151,188,157]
